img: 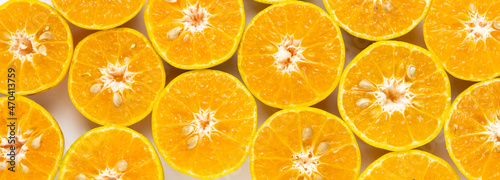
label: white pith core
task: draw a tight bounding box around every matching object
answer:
[372,0,393,11]
[95,168,124,180]
[273,36,305,74]
[9,31,41,63]
[485,117,500,150]
[191,109,218,140]
[180,3,212,33]
[0,130,33,170]
[371,77,415,115]
[462,3,497,41]
[97,60,138,95]
[291,151,321,177]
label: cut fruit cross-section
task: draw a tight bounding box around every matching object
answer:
[251,107,361,180]
[445,78,500,180]
[323,0,431,40]
[238,1,345,109]
[424,0,500,81]
[51,0,146,30]
[0,96,64,180]
[68,28,166,126]
[0,0,73,95]
[359,150,459,180]
[152,70,257,179]
[58,126,163,180]
[144,0,245,69]
[338,41,451,151]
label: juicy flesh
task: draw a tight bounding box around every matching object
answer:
[9,31,39,63]
[181,3,212,33]
[424,1,500,81]
[360,151,458,179]
[252,110,359,179]
[341,43,450,150]
[98,61,137,94]
[273,36,305,74]
[447,80,500,179]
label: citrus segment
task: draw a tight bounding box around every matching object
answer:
[152,70,257,178]
[238,1,345,109]
[338,41,451,151]
[58,126,163,180]
[0,96,64,180]
[445,79,500,179]
[144,0,245,69]
[0,0,72,95]
[251,107,360,180]
[424,0,500,81]
[51,0,146,30]
[323,0,431,40]
[68,28,166,126]
[359,150,459,180]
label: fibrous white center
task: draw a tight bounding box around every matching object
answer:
[192,109,218,139]
[9,31,39,63]
[96,168,123,180]
[292,151,320,177]
[181,3,212,33]
[373,77,415,114]
[0,130,33,170]
[463,4,496,41]
[273,36,305,74]
[98,60,137,94]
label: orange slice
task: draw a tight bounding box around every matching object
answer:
[58,126,163,180]
[0,0,73,95]
[144,0,245,69]
[68,28,166,126]
[424,1,500,81]
[0,96,64,180]
[323,0,431,40]
[51,0,146,30]
[359,150,459,179]
[152,70,257,178]
[251,107,361,179]
[445,78,500,179]
[338,41,451,151]
[238,1,345,109]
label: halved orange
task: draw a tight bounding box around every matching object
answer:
[58,126,163,180]
[238,1,345,109]
[323,0,431,40]
[152,70,257,178]
[0,0,73,95]
[424,0,500,81]
[144,0,245,69]
[445,78,500,179]
[338,41,451,151]
[0,96,64,180]
[359,150,459,179]
[68,28,166,126]
[51,0,146,30]
[251,107,361,179]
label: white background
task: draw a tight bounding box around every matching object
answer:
[0,0,475,179]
